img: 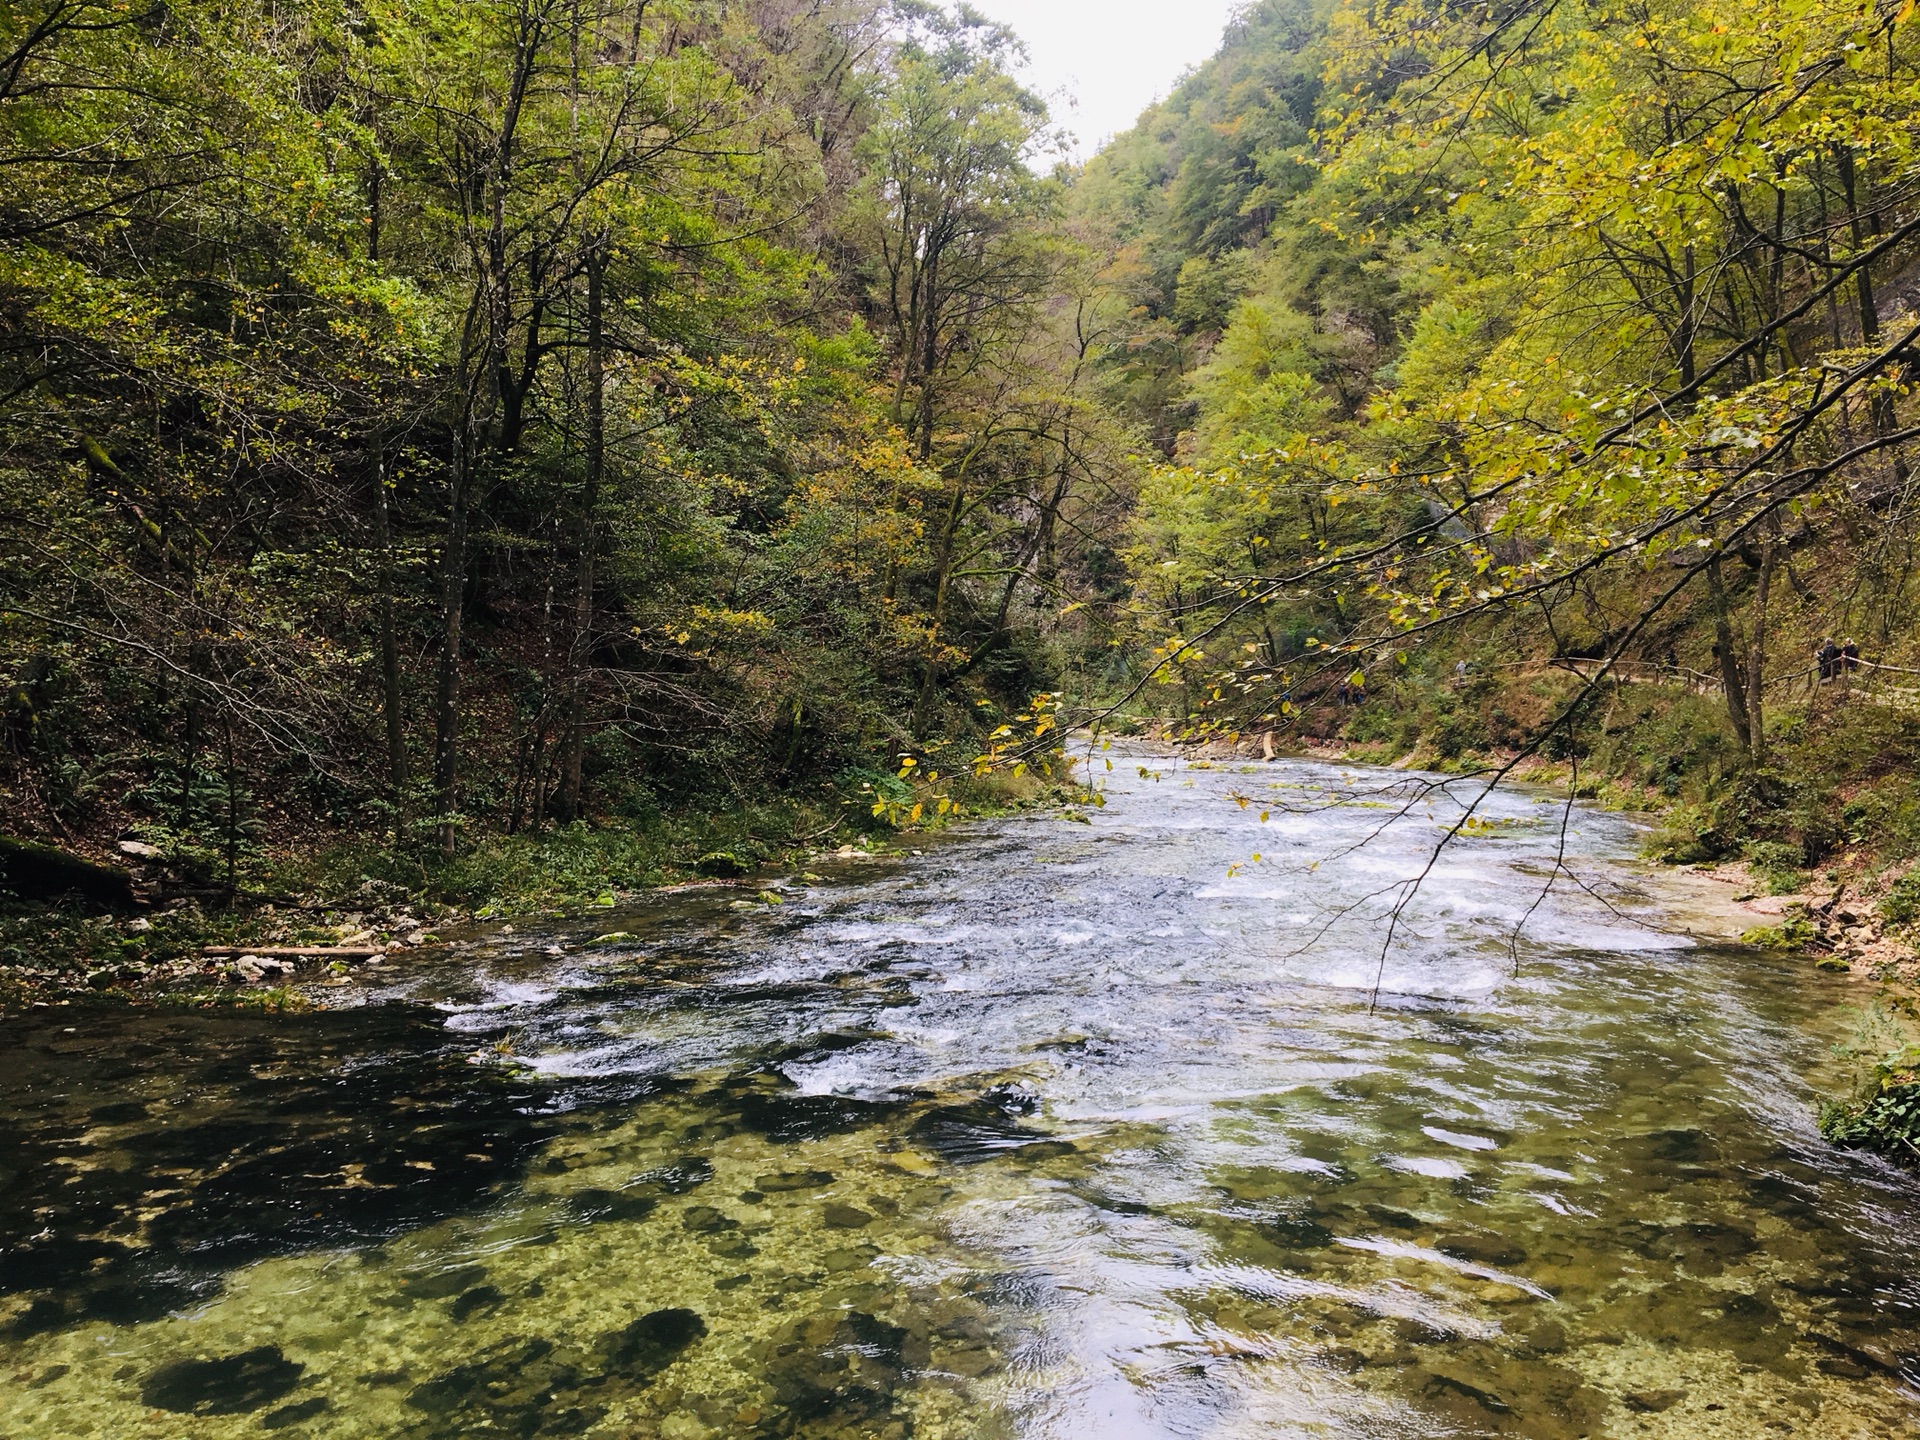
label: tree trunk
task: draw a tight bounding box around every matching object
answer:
[1838,144,1907,481]
[1706,552,1752,753]
[556,244,604,822]
[223,717,240,890]
[1837,145,1881,346]
[910,483,965,737]
[431,425,472,854]
[1744,533,1775,766]
[368,427,409,830]
[913,247,940,461]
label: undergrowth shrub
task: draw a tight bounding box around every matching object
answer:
[1743,839,1807,896]
[1739,913,1817,950]
[1879,871,1920,928]
[1821,1046,1920,1158]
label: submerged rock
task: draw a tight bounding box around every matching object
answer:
[401,1264,489,1300]
[760,1309,920,1433]
[0,1007,551,1330]
[448,1284,504,1322]
[1261,1214,1335,1249]
[262,1396,332,1428]
[403,1336,592,1437]
[680,1204,738,1233]
[907,1095,1075,1166]
[1435,1232,1528,1268]
[140,1345,304,1415]
[1622,1388,1687,1412]
[563,1187,659,1223]
[602,1307,707,1381]
[755,1168,835,1192]
[730,1084,901,1142]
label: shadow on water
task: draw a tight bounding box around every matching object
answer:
[5,754,1920,1437]
[0,1005,554,1335]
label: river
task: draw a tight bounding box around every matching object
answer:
[3,754,1918,1438]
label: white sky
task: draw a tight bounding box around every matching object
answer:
[964,0,1247,156]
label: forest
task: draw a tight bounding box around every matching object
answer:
[0,0,1135,896]
[12,5,1920,1432]
[8,0,1920,929]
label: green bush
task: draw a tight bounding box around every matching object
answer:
[1643,803,1733,865]
[1739,915,1817,950]
[1879,871,1920,927]
[1743,839,1807,896]
[1821,1047,1920,1158]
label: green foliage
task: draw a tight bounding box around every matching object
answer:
[0,1,1138,869]
[1094,0,1920,856]
[1743,841,1808,897]
[1822,1046,1920,1157]
[280,805,805,915]
[1740,914,1819,951]
[1880,872,1920,928]
[1644,804,1732,866]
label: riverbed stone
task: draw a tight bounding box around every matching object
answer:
[603,1308,708,1381]
[755,1169,835,1192]
[449,1284,504,1322]
[1622,1387,1687,1412]
[565,1187,659,1223]
[759,1308,917,1434]
[0,1007,552,1331]
[1365,1205,1427,1232]
[682,1204,739,1233]
[822,1244,879,1272]
[262,1395,332,1428]
[401,1264,489,1300]
[1518,1319,1568,1355]
[1435,1231,1527,1267]
[907,1097,1071,1165]
[730,1081,901,1142]
[140,1345,304,1415]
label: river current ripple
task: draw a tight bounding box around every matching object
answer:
[4,754,1919,1438]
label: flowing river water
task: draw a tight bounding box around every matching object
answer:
[4,755,1920,1439]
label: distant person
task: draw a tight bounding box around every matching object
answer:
[1817,638,1839,682]
[1343,667,1367,706]
[1843,638,1862,673]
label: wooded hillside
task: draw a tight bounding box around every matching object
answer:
[12,0,1920,899]
[0,0,1135,880]
[1095,0,1920,878]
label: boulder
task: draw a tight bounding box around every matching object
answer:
[0,836,136,911]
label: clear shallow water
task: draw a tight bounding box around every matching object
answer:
[5,754,1920,1439]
